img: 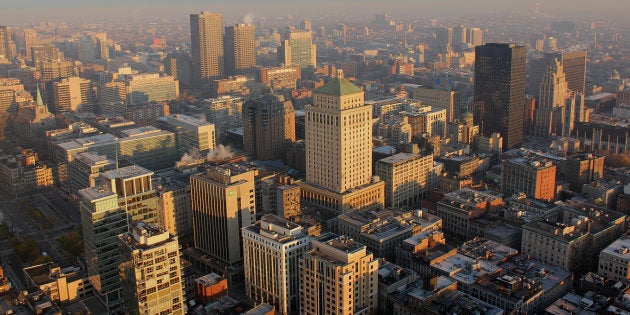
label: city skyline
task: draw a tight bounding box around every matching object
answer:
[1,0,629,24]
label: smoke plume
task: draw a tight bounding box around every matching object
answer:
[179,147,202,164]
[206,144,235,162]
[243,12,255,25]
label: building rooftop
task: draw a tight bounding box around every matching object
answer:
[57,133,117,151]
[600,236,630,261]
[120,126,169,138]
[244,214,308,244]
[102,164,153,180]
[378,153,423,165]
[244,303,275,315]
[78,185,117,202]
[315,76,363,96]
[163,113,214,128]
[195,273,225,287]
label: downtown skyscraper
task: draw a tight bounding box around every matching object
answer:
[277,30,316,69]
[474,43,526,149]
[190,12,224,90]
[224,24,256,77]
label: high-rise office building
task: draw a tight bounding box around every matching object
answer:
[242,215,312,314]
[474,43,526,149]
[0,26,13,61]
[165,53,193,88]
[277,30,316,69]
[101,165,159,223]
[528,50,587,98]
[243,93,295,161]
[79,187,127,313]
[299,72,384,213]
[224,24,256,77]
[94,32,109,60]
[190,12,224,89]
[23,28,37,59]
[435,27,453,52]
[534,59,569,137]
[453,25,467,46]
[118,222,185,315]
[202,96,243,142]
[375,153,437,208]
[467,27,483,46]
[299,233,379,315]
[190,163,256,266]
[51,77,96,113]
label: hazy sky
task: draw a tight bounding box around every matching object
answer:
[2,0,629,24]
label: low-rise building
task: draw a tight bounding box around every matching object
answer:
[598,236,630,282]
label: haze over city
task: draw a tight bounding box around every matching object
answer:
[0,0,629,314]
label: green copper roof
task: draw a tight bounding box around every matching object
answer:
[315,77,363,96]
[36,85,44,106]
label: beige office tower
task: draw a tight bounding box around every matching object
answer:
[190,163,256,266]
[299,233,378,315]
[119,222,185,315]
[51,77,95,113]
[224,24,256,77]
[534,58,569,138]
[277,30,316,69]
[467,27,483,46]
[0,26,12,61]
[242,214,312,315]
[190,12,224,89]
[23,28,37,59]
[300,72,384,213]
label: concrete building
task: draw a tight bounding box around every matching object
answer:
[50,76,95,113]
[159,114,216,156]
[259,174,301,218]
[242,214,313,314]
[164,53,192,88]
[522,206,626,273]
[300,73,384,213]
[23,263,92,305]
[277,30,316,69]
[118,222,185,315]
[67,152,115,198]
[435,189,504,243]
[565,153,605,192]
[336,209,441,261]
[598,236,630,283]
[0,149,54,196]
[123,73,179,105]
[243,93,295,161]
[118,126,178,171]
[299,233,379,315]
[259,66,301,91]
[502,156,557,202]
[79,187,127,313]
[190,163,256,267]
[122,101,170,127]
[101,165,158,224]
[157,181,193,245]
[212,75,252,97]
[412,86,460,122]
[190,12,224,89]
[224,24,256,77]
[375,153,437,208]
[203,96,243,142]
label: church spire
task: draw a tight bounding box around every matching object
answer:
[36,84,44,106]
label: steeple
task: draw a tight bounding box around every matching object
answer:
[36,84,44,106]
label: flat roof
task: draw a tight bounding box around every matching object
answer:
[102,165,153,180]
[378,153,422,164]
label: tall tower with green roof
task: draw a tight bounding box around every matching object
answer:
[300,71,384,212]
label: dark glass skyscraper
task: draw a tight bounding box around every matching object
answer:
[474,43,526,149]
